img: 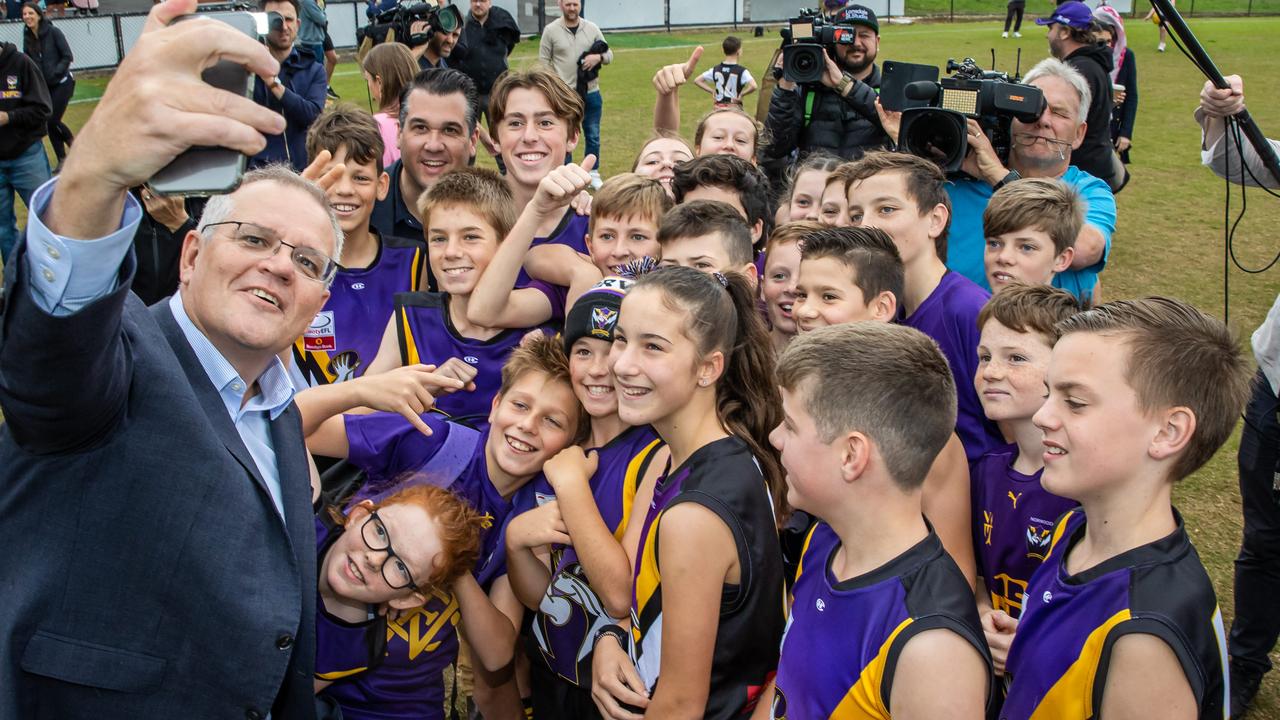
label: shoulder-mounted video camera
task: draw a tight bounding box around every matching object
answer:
[885,58,1046,175]
[359,1,462,48]
[779,9,861,85]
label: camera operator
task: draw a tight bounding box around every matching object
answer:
[1193,73,1280,720]
[1040,0,1124,191]
[882,58,1113,301]
[250,0,327,171]
[414,21,458,70]
[763,5,888,169]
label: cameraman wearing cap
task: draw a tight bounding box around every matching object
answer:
[1042,0,1124,191]
[763,4,889,172]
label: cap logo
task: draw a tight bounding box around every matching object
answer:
[590,306,618,338]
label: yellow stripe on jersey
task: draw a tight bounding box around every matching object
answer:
[828,617,913,719]
[1045,509,1080,560]
[316,666,369,681]
[411,247,425,291]
[794,523,822,585]
[1028,608,1131,720]
[398,305,421,367]
[614,438,664,541]
[634,509,665,620]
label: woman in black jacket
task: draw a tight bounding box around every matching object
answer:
[21,2,74,166]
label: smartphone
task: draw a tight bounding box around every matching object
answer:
[149,11,260,197]
[880,60,940,113]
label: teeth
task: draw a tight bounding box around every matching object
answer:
[348,558,364,583]
[250,288,280,307]
[780,303,793,312]
[423,160,446,168]
[586,385,613,397]
[518,153,546,162]
[1046,446,1066,455]
[443,267,472,275]
[331,204,358,212]
[507,436,535,452]
[621,386,649,397]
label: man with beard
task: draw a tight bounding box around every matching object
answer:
[1040,0,1124,191]
[903,58,1114,302]
[415,22,459,70]
[763,4,888,169]
[369,68,479,291]
[250,0,327,171]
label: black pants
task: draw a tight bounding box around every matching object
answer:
[1004,4,1024,32]
[1229,370,1280,681]
[47,77,75,161]
[527,644,602,720]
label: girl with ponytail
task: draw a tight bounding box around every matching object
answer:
[590,265,785,720]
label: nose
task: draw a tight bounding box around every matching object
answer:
[1032,398,1057,434]
[794,297,816,320]
[609,340,636,380]
[996,243,1016,266]
[981,358,1004,382]
[768,422,785,452]
[443,236,464,258]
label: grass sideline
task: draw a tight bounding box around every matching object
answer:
[11,17,1280,716]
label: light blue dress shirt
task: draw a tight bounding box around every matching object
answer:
[24,177,296,516]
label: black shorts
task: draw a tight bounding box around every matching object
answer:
[322,30,334,52]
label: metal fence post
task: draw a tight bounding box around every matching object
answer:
[113,14,125,66]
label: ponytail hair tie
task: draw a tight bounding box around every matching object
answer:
[712,271,730,288]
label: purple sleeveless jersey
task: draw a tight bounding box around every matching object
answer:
[971,444,1077,619]
[901,271,1002,461]
[516,210,591,323]
[394,292,554,425]
[531,426,662,686]
[293,235,425,387]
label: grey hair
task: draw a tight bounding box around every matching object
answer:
[197,164,345,264]
[1022,57,1092,125]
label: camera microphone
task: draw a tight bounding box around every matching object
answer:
[904,81,940,102]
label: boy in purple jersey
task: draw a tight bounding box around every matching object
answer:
[970,283,1083,676]
[302,335,588,719]
[1001,298,1252,720]
[314,484,485,719]
[760,322,991,719]
[362,168,561,421]
[656,200,759,286]
[505,277,669,719]
[291,104,427,388]
[471,172,672,330]
[790,226,976,586]
[469,66,602,325]
[844,151,1002,462]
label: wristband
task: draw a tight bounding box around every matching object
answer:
[993,170,1021,191]
[594,624,629,650]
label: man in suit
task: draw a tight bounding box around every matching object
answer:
[0,1,337,716]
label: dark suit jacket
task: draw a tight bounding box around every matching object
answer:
[0,242,318,719]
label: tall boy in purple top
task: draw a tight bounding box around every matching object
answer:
[1001,298,1252,720]
[970,284,1082,676]
[845,151,1001,461]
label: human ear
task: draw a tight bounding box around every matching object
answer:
[376,171,390,202]
[839,432,872,483]
[387,589,429,610]
[177,229,203,287]
[927,203,950,244]
[870,290,897,322]
[1052,246,1075,273]
[698,350,725,388]
[1150,406,1196,462]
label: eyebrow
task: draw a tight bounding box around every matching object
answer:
[428,225,486,233]
[638,332,672,344]
[1051,380,1088,394]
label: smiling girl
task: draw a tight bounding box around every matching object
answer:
[591,266,785,719]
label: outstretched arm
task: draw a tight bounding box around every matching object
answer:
[653,47,702,133]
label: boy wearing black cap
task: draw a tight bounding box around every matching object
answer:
[762,3,889,168]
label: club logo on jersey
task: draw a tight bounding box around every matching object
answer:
[387,590,460,660]
[1008,491,1022,508]
[464,356,479,365]
[1025,525,1053,561]
[1043,590,1054,603]
[982,510,993,546]
[303,310,336,351]
[351,282,366,290]
[328,351,362,383]
[815,598,825,613]
[5,76,15,90]
[590,306,618,339]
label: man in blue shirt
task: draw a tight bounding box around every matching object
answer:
[0,1,341,715]
[883,57,1116,301]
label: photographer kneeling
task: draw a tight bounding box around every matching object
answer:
[762,4,888,172]
[883,57,1114,301]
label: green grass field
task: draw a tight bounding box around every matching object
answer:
[12,15,1280,717]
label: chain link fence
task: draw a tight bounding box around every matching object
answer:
[0,0,1272,72]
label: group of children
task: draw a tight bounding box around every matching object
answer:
[271,50,1253,720]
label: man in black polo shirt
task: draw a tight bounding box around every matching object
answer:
[369,68,479,291]
[452,0,520,162]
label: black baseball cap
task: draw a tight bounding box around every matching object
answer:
[834,4,879,33]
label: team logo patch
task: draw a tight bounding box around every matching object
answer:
[350,282,366,290]
[6,75,17,89]
[303,310,336,351]
[1025,525,1053,561]
[590,306,618,339]
[463,355,479,365]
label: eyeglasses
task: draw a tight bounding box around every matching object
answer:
[203,221,339,283]
[359,510,419,591]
